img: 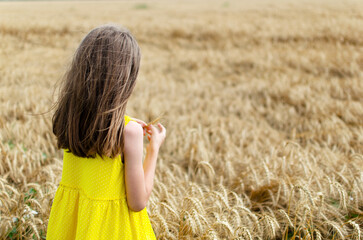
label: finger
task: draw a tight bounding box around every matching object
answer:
[158,123,166,134]
[146,124,153,130]
[148,124,157,133]
[133,118,147,127]
[155,123,163,133]
[138,121,147,128]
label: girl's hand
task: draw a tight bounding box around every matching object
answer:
[146,123,166,152]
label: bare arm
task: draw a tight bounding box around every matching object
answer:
[123,121,166,212]
[142,145,158,198]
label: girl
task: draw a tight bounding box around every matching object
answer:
[46,24,166,239]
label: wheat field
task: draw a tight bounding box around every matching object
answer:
[0,0,362,239]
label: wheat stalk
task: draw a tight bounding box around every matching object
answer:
[315,229,322,240]
[278,209,293,228]
[328,221,345,239]
[348,220,361,240]
[146,114,164,127]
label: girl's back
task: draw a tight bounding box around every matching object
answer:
[46,24,165,239]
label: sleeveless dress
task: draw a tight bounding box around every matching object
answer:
[46,115,156,240]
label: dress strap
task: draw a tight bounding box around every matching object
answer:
[124,115,131,126]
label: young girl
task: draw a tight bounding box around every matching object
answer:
[46,24,166,239]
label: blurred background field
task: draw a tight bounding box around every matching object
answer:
[0,0,362,239]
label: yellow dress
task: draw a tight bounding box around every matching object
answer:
[47,115,156,240]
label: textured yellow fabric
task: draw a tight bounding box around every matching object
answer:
[47,115,156,240]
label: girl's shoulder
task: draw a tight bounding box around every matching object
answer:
[124,120,143,138]
[123,118,143,161]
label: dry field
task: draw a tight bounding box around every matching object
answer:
[0,0,363,239]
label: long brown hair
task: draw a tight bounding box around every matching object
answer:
[52,24,141,158]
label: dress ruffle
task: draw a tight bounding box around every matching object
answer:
[48,184,155,240]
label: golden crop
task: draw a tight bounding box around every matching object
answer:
[0,0,362,239]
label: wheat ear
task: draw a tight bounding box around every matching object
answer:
[147,114,164,126]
